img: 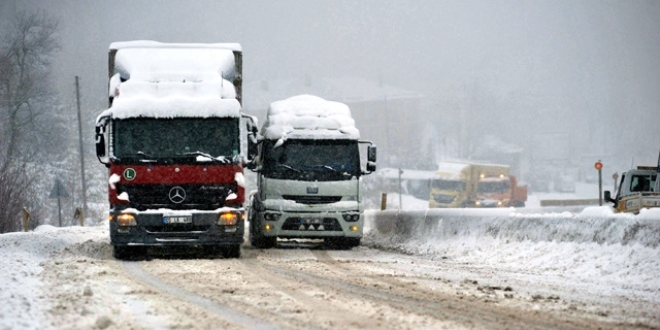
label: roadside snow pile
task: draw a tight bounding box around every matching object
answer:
[363,207,660,293]
[0,225,109,330]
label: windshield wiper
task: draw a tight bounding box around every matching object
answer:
[180,151,229,164]
[136,151,157,162]
[276,164,302,172]
[306,164,340,173]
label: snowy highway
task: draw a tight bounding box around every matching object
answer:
[2,204,659,330]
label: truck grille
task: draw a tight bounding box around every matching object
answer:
[116,183,237,210]
[282,195,342,205]
[432,194,456,204]
[282,217,342,231]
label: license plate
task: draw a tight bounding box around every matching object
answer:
[163,216,192,224]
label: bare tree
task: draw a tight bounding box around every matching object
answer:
[0,10,60,232]
[0,10,59,171]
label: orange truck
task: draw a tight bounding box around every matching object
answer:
[429,161,527,208]
[471,163,527,208]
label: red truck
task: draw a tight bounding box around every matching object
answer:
[95,41,256,259]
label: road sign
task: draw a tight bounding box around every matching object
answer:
[49,179,70,199]
[49,179,69,227]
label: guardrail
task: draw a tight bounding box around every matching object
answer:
[539,199,600,207]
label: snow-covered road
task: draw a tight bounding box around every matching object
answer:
[1,205,659,329]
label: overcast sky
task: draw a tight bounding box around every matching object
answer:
[3,0,659,172]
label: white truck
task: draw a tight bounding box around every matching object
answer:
[604,166,660,214]
[247,95,376,249]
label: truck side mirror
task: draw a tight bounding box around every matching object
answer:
[604,190,613,203]
[367,145,377,172]
[95,133,106,158]
[243,114,259,162]
[95,123,110,166]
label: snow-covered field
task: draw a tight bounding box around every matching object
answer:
[1,183,659,329]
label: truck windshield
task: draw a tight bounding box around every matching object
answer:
[430,179,466,191]
[113,117,239,163]
[262,139,360,181]
[630,174,657,192]
[477,180,510,194]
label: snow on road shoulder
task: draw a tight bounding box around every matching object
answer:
[363,206,660,305]
[0,225,108,330]
[0,225,107,329]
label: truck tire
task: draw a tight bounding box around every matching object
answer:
[251,232,276,249]
[249,219,276,249]
[222,244,241,258]
[113,246,146,260]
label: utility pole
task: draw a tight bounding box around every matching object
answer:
[76,76,88,223]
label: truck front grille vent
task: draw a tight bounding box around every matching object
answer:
[282,195,342,205]
[282,218,342,231]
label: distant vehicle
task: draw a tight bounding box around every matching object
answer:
[95,41,257,259]
[429,161,472,208]
[429,161,527,208]
[247,95,376,249]
[554,174,576,193]
[604,166,660,214]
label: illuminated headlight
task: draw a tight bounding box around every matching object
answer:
[116,213,136,227]
[263,212,281,221]
[218,212,239,226]
[497,201,503,206]
[349,225,359,232]
[475,201,482,206]
[342,213,361,222]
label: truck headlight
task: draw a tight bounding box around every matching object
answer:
[116,213,136,227]
[342,213,360,222]
[264,212,281,221]
[218,212,239,226]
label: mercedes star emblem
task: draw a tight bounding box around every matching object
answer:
[168,186,186,203]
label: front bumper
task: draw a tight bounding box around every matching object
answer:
[109,210,244,247]
[252,211,363,239]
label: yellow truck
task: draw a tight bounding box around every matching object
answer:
[429,161,527,208]
[429,161,473,208]
[604,166,660,214]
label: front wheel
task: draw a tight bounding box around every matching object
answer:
[222,244,241,258]
[250,232,276,249]
[113,245,146,260]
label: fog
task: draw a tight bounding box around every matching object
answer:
[3,0,659,183]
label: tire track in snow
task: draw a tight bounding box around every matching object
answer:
[123,262,281,330]
[274,249,621,330]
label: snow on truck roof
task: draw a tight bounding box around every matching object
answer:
[260,95,360,140]
[98,41,242,123]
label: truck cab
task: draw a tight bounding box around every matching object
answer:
[247,95,376,249]
[604,166,660,214]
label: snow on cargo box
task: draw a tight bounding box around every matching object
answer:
[110,40,241,81]
[260,95,360,140]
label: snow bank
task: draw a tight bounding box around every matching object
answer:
[366,207,659,247]
[364,207,660,293]
[261,95,360,140]
[0,225,109,330]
